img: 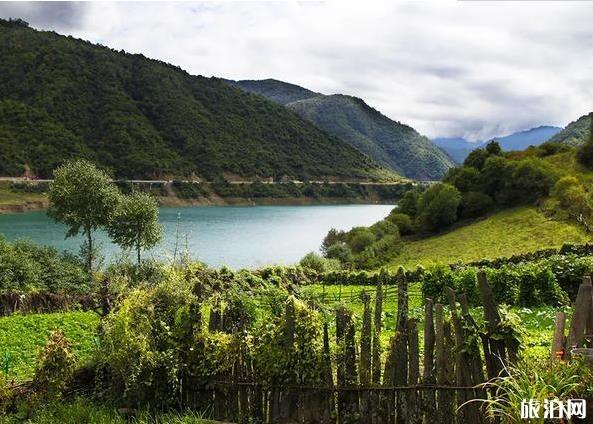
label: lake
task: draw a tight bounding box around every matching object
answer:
[0,205,394,269]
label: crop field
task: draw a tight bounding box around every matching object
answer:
[0,311,99,380]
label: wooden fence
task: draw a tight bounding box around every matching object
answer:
[185,270,516,424]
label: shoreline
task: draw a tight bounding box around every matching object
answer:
[0,195,396,215]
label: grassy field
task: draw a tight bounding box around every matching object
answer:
[387,207,591,270]
[0,311,99,380]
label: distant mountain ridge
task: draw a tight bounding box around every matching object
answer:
[227,79,454,180]
[434,125,562,164]
[0,20,393,181]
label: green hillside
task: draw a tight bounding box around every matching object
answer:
[549,112,593,146]
[228,79,455,180]
[388,207,591,269]
[0,19,393,181]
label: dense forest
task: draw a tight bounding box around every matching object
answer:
[228,79,455,180]
[0,19,393,181]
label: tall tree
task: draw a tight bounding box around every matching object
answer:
[107,192,162,264]
[48,160,121,272]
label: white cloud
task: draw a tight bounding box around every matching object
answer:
[2,1,593,140]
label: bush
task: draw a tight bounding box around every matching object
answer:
[460,191,493,219]
[33,330,76,400]
[398,189,421,217]
[299,252,341,273]
[386,211,414,235]
[416,183,461,232]
[347,227,376,254]
[369,219,398,238]
[326,243,354,265]
[444,166,481,193]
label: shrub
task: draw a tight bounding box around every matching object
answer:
[444,166,481,193]
[386,211,414,235]
[421,265,455,303]
[398,189,421,217]
[347,227,376,254]
[326,243,354,265]
[300,252,341,273]
[33,330,76,400]
[460,191,494,219]
[416,183,461,232]
[369,219,398,238]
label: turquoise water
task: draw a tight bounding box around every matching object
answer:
[0,205,394,269]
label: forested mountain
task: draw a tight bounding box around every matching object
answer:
[549,112,593,146]
[228,79,454,180]
[434,126,562,164]
[0,19,392,180]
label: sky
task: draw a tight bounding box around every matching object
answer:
[1,1,593,142]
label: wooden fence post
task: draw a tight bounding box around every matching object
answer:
[477,270,506,378]
[551,312,567,361]
[407,319,420,424]
[394,268,409,424]
[435,304,453,424]
[372,271,384,384]
[567,275,593,357]
[422,298,436,422]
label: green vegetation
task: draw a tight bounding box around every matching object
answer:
[0,311,99,380]
[0,19,392,181]
[390,207,590,268]
[107,192,162,265]
[49,160,162,270]
[48,160,122,271]
[549,111,593,146]
[229,79,455,180]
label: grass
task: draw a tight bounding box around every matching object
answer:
[0,182,45,207]
[0,398,213,424]
[0,311,100,380]
[387,207,591,270]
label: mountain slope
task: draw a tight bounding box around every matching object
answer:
[0,19,392,181]
[549,113,593,146]
[434,126,562,164]
[224,78,320,105]
[228,79,454,180]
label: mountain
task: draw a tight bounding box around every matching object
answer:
[493,126,562,151]
[549,113,593,146]
[432,137,478,164]
[434,126,562,164]
[228,79,454,180]
[0,19,393,181]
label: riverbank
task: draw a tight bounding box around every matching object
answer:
[0,180,409,213]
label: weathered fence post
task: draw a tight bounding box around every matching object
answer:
[446,287,480,424]
[567,275,593,357]
[360,292,372,422]
[435,303,454,424]
[372,271,385,424]
[477,270,507,378]
[551,311,567,360]
[422,299,436,423]
[407,319,421,424]
[394,268,409,424]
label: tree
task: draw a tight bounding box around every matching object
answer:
[576,114,593,168]
[398,189,421,217]
[107,192,162,265]
[416,183,462,232]
[444,166,481,192]
[485,140,503,156]
[463,148,490,170]
[48,160,121,272]
[460,191,494,219]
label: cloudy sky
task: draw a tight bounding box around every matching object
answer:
[2,1,593,141]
